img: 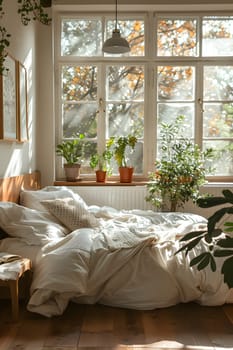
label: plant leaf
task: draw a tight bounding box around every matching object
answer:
[222,189,233,204]
[210,254,217,272]
[175,236,203,255]
[216,236,233,248]
[190,252,208,267]
[221,257,233,288]
[208,208,231,233]
[214,249,233,257]
[197,196,229,208]
[179,230,206,242]
[197,253,211,270]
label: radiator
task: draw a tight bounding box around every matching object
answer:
[70,185,153,210]
[70,183,233,218]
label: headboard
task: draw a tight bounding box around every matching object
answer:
[0,171,41,203]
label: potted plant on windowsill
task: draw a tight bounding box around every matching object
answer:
[146,115,215,211]
[56,133,85,182]
[89,138,114,183]
[113,134,138,183]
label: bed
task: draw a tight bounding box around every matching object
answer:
[0,172,232,317]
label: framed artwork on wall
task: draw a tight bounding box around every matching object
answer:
[0,54,18,141]
[17,62,28,142]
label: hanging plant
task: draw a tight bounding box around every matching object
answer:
[0,0,11,75]
[0,0,51,75]
[17,0,52,26]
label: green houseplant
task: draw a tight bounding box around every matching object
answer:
[113,134,138,183]
[89,138,114,182]
[176,189,233,288]
[56,133,85,182]
[146,115,215,211]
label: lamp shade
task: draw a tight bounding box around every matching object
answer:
[102,29,130,54]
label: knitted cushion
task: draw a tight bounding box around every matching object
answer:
[41,198,100,232]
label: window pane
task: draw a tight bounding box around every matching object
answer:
[62,65,98,138]
[203,103,233,138]
[63,103,97,138]
[202,17,233,56]
[204,141,233,176]
[62,65,97,102]
[108,102,144,138]
[204,66,233,101]
[158,66,195,101]
[107,65,144,101]
[105,19,144,56]
[157,18,197,56]
[157,104,194,138]
[61,19,102,56]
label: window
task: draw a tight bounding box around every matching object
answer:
[55,12,233,181]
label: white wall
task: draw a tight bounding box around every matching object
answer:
[0,1,54,186]
[36,9,55,187]
[0,1,37,178]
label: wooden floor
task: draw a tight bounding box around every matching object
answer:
[0,299,232,350]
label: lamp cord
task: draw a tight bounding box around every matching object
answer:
[115,0,118,30]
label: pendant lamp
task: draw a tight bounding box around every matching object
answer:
[102,0,130,54]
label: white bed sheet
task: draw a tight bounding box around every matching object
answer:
[25,208,232,317]
[1,203,232,317]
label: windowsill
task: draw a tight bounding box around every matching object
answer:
[54,179,233,187]
[54,179,148,186]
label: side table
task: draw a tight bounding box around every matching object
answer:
[0,257,32,321]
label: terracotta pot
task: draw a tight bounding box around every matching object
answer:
[178,176,193,183]
[95,170,107,183]
[119,167,134,183]
[64,164,81,182]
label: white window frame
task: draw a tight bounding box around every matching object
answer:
[54,7,233,182]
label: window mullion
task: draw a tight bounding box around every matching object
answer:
[97,63,107,153]
[195,62,204,148]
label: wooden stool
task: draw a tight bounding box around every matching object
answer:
[0,258,32,321]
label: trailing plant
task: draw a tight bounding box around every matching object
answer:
[0,0,10,75]
[176,189,233,288]
[0,0,51,75]
[146,115,215,211]
[17,0,52,26]
[56,134,85,165]
[89,138,114,175]
[113,134,138,168]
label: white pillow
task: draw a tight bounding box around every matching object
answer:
[20,186,88,212]
[0,202,68,246]
[41,198,100,232]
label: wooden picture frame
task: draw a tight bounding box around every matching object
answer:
[0,54,18,141]
[17,62,28,142]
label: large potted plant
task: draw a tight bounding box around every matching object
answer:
[56,133,85,182]
[113,134,138,183]
[89,138,114,182]
[176,189,233,288]
[146,115,215,211]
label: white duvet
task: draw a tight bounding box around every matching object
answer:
[27,208,232,317]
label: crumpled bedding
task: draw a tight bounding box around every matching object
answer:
[26,208,232,317]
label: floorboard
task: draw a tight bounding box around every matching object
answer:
[0,300,232,350]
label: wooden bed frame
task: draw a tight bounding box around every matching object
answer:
[0,171,41,203]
